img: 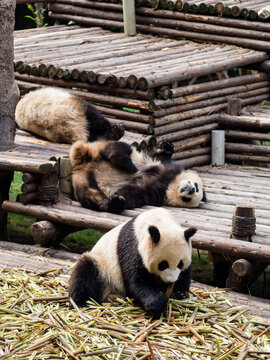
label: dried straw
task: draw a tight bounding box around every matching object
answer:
[0,268,269,359]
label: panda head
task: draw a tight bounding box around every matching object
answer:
[166,170,205,208]
[134,208,196,283]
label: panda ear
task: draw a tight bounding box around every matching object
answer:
[148,225,160,244]
[184,227,197,242]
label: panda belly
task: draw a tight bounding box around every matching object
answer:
[93,162,133,198]
[90,224,126,298]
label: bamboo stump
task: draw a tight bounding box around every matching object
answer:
[31,220,79,247]
[225,205,267,292]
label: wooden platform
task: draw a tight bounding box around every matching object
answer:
[1,129,270,263]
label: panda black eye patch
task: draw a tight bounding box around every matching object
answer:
[178,260,184,269]
[158,260,169,271]
[195,183,199,192]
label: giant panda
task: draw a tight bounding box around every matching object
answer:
[70,139,206,212]
[15,87,124,144]
[69,208,197,313]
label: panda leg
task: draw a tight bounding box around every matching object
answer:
[171,265,192,299]
[103,142,138,173]
[69,255,104,307]
[152,140,174,162]
[86,104,124,141]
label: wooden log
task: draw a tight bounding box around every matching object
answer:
[232,259,255,277]
[3,200,270,262]
[22,172,40,184]
[173,134,211,152]
[226,142,270,156]
[172,146,210,161]
[176,154,211,168]
[0,156,59,174]
[154,81,268,118]
[135,6,270,32]
[15,74,156,100]
[168,73,269,101]
[219,114,270,131]
[134,12,270,41]
[21,182,39,194]
[225,130,270,142]
[158,123,219,143]
[226,153,270,164]
[31,220,79,247]
[17,191,37,205]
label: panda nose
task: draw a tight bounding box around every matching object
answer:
[188,187,195,195]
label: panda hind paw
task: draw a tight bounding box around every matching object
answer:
[107,195,126,213]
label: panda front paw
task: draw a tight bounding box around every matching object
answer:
[143,293,168,314]
[107,195,126,213]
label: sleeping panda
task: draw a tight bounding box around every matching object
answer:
[70,139,206,212]
[15,87,124,143]
[69,208,196,313]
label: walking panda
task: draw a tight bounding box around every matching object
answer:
[70,139,206,212]
[15,87,124,143]
[69,208,196,313]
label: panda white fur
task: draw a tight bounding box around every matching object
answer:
[70,139,206,212]
[15,87,124,144]
[69,208,197,313]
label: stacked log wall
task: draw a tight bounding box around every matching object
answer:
[220,104,270,165]
[47,1,270,52]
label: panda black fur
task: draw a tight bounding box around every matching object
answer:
[70,139,206,212]
[15,87,124,144]
[69,208,197,313]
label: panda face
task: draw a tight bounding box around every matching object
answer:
[135,208,196,284]
[166,170,204,208]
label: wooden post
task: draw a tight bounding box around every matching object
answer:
[211,130,225,166]
[122,0,136,36]
[59,156,73,198]
[0,0,19,240]
[227,97,242,116]
[31,220,80,247]
[0,0,19,151]
[225,205,267,292]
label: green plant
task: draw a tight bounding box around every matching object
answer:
[25,4,47,27]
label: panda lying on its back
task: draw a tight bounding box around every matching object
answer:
[69,208,197,313]
[15,87,124,143]
[70,139,206,212]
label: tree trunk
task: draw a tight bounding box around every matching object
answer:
[0,0,20,151]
